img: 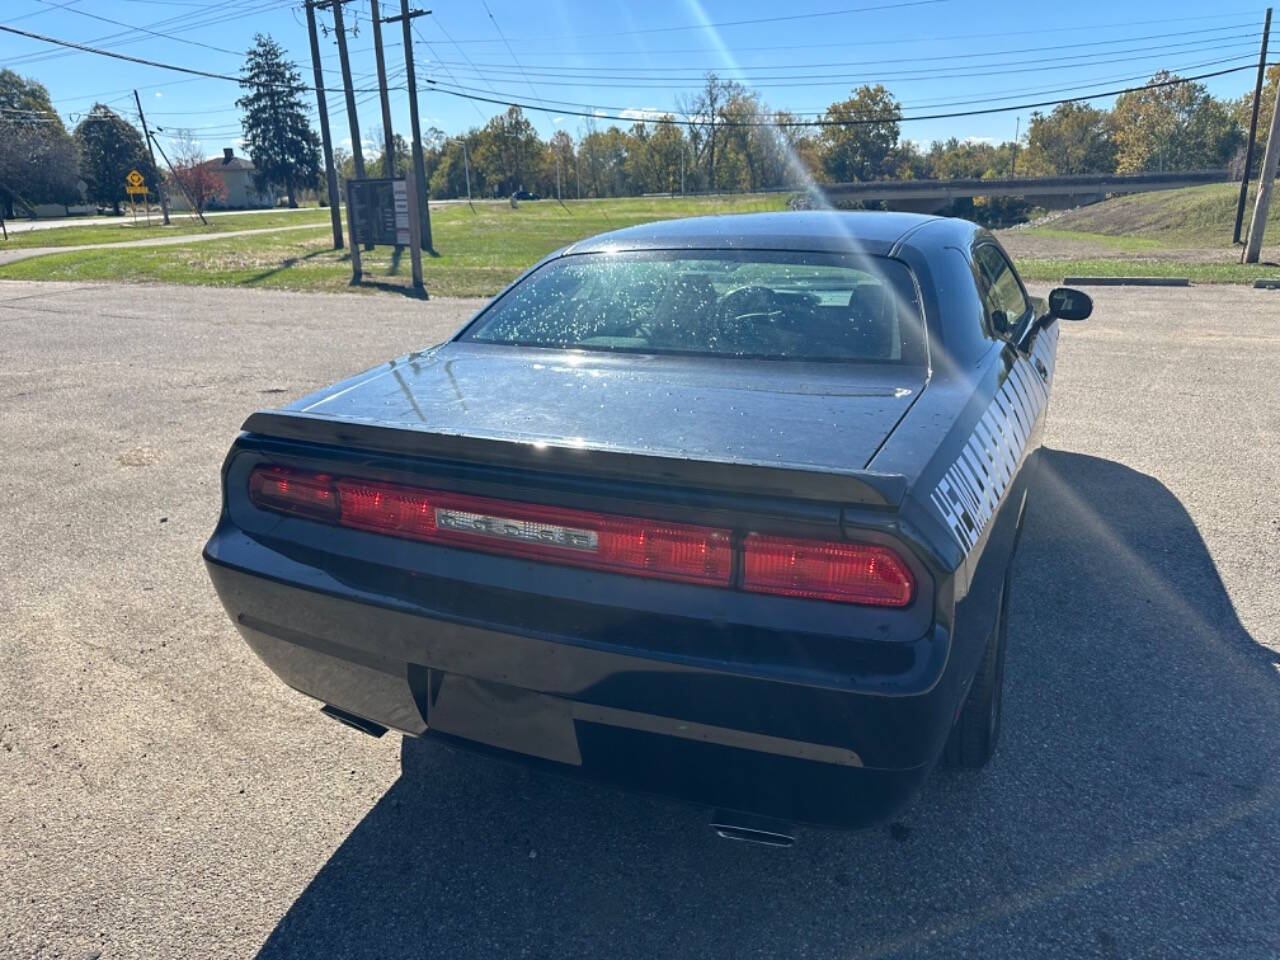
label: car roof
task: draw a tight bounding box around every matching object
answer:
[563,210,945,258]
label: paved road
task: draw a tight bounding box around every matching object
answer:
[1,199,489,236]
[0,205,324,235]
[0,222,333,267]
[1,282,1277,959]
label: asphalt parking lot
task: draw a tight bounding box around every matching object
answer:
[2,280,1278,959]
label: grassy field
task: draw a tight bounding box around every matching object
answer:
[0,207,332,249]
[2,186,1277,294]
[0,194,790,297]
[1024,182,1280,244]
[995,183,1280,284]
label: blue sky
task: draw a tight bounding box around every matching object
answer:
[1,0,1273,158]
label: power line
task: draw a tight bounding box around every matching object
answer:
[30,0,246,57]
[430,0,947,44]
[423,21,1263,75]
[414,9,1270,51]
[478,0,541,101]
[413,19,492,123]
[424,62,1274,128]
[1,20,1270,130]
[424,35,1262,87]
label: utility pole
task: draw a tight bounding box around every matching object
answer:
[147,131,206,225]
[1011,116,1021,178]
[324,0,371,250]
[383,1,433,252]
[133,90,169,225]
[1234,7,1272,245]
[368,0,397,178]
[575,148,581,199]
[1243,66,1280,264]
[304,0,343,249]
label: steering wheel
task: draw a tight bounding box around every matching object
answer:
[717,285,782,327]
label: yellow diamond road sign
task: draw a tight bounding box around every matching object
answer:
[126,169,145,188]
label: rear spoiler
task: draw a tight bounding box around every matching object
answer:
[241,410,908,508]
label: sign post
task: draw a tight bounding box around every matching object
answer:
[125,169,149,226]
[345,177,425,294]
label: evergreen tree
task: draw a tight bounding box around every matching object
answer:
[73,104,156,215]
[236,34,320,207]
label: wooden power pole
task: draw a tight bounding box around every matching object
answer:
[1243,70,1280,264]
[1234,7,1272,245]
[304,0,343,249]
[133,90,169,225]
[368,0,398,179]
[383,1,433,253]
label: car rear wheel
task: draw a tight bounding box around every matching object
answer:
[943,577,1009,769]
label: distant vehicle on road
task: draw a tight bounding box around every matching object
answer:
[204,212,1090,839]
[513,190,540,201]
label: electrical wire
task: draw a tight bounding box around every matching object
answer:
[0,19,1270,130]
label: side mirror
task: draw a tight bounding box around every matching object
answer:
[1047,287,1092,322]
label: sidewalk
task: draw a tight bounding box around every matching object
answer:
[0,221,330,267]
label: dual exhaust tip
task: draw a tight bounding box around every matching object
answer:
[320,706,796,846]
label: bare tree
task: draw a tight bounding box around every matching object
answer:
[677,73,745,191]
[170,130,227,215]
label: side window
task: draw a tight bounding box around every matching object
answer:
[974,244,1029,336]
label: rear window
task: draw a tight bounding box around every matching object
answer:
[461,250,925,364]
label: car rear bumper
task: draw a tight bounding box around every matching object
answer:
[205,537,959,829]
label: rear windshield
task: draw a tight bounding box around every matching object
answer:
[460,250,926,364]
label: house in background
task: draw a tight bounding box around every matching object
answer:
[202,148,276,209]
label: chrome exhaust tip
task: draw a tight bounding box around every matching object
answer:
[321,704,387,738]
[710,810,795,847]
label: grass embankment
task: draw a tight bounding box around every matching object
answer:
[1000,183,1280,284]
[0,207,331,249]
[0,194,789,297]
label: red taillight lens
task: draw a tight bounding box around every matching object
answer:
[250,466,733,587]
[742,534,914,607]
[247,466,339,521]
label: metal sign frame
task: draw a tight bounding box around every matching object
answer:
[345,176,424,292]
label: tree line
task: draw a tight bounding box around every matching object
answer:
[3,31,1277,223]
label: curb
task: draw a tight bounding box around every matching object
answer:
[1253,278,1280,290]
[1062,276,1190,287]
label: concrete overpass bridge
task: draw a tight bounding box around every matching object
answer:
[820,169,1231,212]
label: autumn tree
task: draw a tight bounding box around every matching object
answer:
[819,85,903,182]
[1111,72,1241,173]
[1229,64,1279,177]
[0,70,81,218]
[73,104,156,215]
[237,34,321,207]
[169,130,227,214]
[1023,102,1117,175]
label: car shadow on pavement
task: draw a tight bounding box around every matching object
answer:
[256,449,1280,959]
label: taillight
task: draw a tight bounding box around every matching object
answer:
[742,534,914,607]
[248,466,732,587]
[247,465,339,521]
[246,466,915,606]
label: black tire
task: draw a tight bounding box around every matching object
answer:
[943,577,1009,770]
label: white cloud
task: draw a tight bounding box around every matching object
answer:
[552,116,565,124]
[154,91,163,98]
[619,107,665,122]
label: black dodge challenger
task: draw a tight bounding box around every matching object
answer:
[204,211,1090,839]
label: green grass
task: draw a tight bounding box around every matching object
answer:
[1016,228,1168,253]
[0,194,791,297]
[0,207,332,249]
[1032,183,1280,245]
[1015,258,1279,285]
